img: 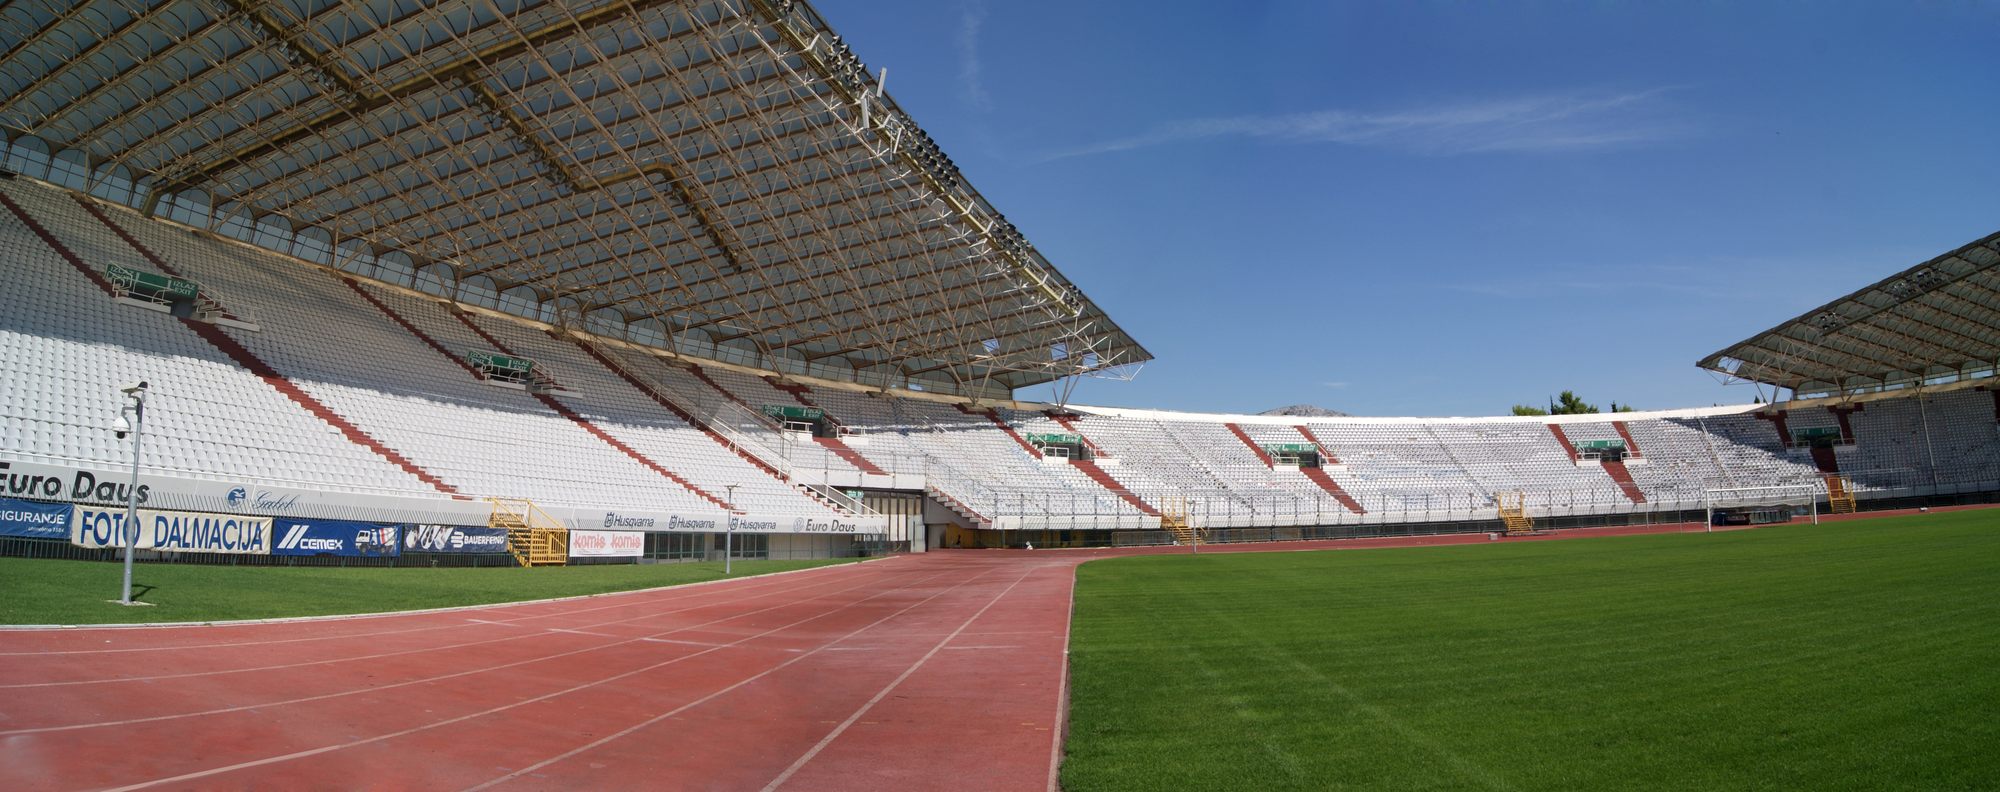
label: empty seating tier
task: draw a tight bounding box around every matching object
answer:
[3,177,1993,535]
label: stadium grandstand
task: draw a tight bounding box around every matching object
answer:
[3,2,1998,791]
[1699,229,2000,401]
[1,0,1999,566]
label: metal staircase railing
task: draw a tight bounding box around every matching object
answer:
[708,400,797,472]
[490,497,568,567]
[1826,475,1858,514]
[1159,496,1203,545]
[920,456,1001,528]
[801,482,879,516]
[889,400,1011,525]
[1496,490,1534,535]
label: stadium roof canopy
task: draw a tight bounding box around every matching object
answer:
[0,0,1147,397]
[1699,229,2000,397]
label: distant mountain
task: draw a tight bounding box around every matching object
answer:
[1259,404,1350,418]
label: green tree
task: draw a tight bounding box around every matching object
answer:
[1512,391,1635,415]
[1551,390,1599,415]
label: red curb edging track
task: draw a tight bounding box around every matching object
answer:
[0,507,1983,790]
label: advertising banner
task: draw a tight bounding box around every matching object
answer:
[0,497,73,539]
[403,524,510,554]
[0,458,489,525]
[776,516,863,534]
[592,510,726,533]
[271,519,401,557]
[3,458,885,539]
[574,509,879,535]
[70,505,272,555]
[567,529,644,558]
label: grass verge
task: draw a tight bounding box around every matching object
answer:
[1061,512,2000,790]
[0,557,860,625]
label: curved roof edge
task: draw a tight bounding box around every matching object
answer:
[1697,229,2000,395]
[1065,403,1765,426]
[0,0,1148,399]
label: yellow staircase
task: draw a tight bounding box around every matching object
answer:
[1497,491,1534,536]
[1159,496,1205,546]
[1826,475,1857,514]
[490,497,569,567]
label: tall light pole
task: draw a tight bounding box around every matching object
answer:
[723,484,739,576]
[1190,497,1200,555]
[114,381,148,606]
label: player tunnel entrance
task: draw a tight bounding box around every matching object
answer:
[1263,443,1322,468]
[1027,432,1092,461]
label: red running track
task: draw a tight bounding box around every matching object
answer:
[0,555,1077,792]
[0,507,1983,791]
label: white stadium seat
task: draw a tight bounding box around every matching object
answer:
[3,175,1993,529]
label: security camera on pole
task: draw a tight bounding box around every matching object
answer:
[113,381,149,606]
[723,484,739,576]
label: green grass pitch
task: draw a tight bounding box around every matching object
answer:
[0,557,859,625]
[1060,512,2000,791]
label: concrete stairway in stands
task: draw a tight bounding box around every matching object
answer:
[1300,466,1367,514]
[1224,423,1274,467]
[767,379,889,475]
[1048,413,1111,459]
[1031,412,1157,515]
[1295,425,1340,462]
[1070,459,1159,516]
[1550,423,1645,503]
[961,405,1044,459]
[1601,460,1647,503]
[813,436,887,475]
[1548,423,1580,461]
[1612,421,1644,457]
[927,486,991,528]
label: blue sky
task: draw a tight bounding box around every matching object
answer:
[815,0,2000,416]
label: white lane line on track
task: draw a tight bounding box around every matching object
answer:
[0,560,881,654]
[0,583,735,656]
[0,568,878,691]
[639,637,731,648]
[1047,562,1079,792]
[545,628,616,638]
[761,565,1041,792]
[459,564,1019,792]
[0,568,930,735]
[0,620,484,658]
[0,631,546,691]
[98,566,963,792]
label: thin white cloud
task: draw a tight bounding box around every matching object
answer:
[1437,254,1863,304]
[1322,381,1351,390]
[958,1,993,113]
[1040,88,1692,161]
